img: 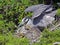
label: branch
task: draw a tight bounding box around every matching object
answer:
[53,42,60,45]
[50,23,60,31]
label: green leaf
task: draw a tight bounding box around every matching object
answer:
[0,14,3,19]
[56,9,60,16]
[21,0,29,5]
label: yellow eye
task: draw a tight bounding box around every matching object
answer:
[24,18,29,22]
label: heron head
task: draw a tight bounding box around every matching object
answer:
[22,16,30,24]
[18,16,31,28]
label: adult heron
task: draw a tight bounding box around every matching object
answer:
[18,4,57,28]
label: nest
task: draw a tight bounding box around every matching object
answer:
[15,25,41,44]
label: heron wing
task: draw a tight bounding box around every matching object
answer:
[45,10,57,17]
[43,15,55,24]
[24,4,44,12]
[32,5,52,19]
[36,15,55,27]
[45,7,53,12]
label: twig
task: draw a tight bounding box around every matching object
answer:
[53,42,60,45]
[50,23,60,31]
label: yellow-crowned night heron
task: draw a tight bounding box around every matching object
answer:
[18,4,57,28]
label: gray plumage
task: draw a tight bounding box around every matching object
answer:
[25,4,44,12]
[25,4,52,19]
[34,15,55,27]
[24,4,57,27]
[18,4,57,29]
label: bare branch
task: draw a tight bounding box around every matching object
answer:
[53,42,60,45]
[50,23,60,31]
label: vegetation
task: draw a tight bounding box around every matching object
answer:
[56,9,60,16]
[0,0,60,45]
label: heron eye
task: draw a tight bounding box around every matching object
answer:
[25,19,29,22]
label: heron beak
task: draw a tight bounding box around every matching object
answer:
[18,22,25,28]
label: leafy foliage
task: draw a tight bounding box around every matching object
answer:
[39,29,60,45]
[0,32,30,45]
[0,0,38,33]
[56,8,60,16]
